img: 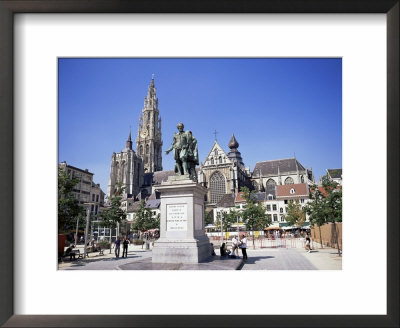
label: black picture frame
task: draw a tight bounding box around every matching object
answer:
[0,1,398,327]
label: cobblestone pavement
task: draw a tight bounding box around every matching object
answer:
[240,247,341,270]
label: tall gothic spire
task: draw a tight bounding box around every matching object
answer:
[136,76,163,172]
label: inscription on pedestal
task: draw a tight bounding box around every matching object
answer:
[167,204,187,231]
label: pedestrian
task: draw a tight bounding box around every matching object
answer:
[220,242,231,257]
[115,237,121,258]
[240,234,248,261]
[305,234,311,253]
[122,236,129,258]
[231,235,239,257]
[65,244,76,261]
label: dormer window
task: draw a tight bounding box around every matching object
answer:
[290,188,295,194]
[268,195,273,200]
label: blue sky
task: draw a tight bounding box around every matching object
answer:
[58,58,342,194]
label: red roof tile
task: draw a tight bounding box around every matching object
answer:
[276,183,308,198]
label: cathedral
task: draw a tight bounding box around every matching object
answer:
[107,77,315,210]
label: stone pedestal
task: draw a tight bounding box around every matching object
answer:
[152,175,211,264]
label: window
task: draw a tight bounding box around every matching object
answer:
[268,195,273,200]
[146,144,149,154]
[301,199,304,203]
[284,177,294,185]
[266,179,276,190]
[267,214,272,221]
[147,112,150,121]
[280,208,283,213]
[91,205,94,212]
[140,145,143,155]
[280,216,285,222]
[272,204,277,211]
[284,200,288,204]
[214,149,218,156]
[95,205,98,214]
[273,214,278,222]
[210,171,226,203]
[96,195,99,202]
[290,188,295,194]
[266,205,271,211]
[301,175,304,183]
[211,158,214,165]
[219,156,222,164]
[92,194,95,201]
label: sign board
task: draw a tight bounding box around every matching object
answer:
[167,204,187,231]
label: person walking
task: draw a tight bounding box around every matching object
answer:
[240,234,248,261]
[122,236,129,258]
[114,237,121,258]
[305,234,311,253]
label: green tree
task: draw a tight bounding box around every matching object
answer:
[284,200,306,228]
[305,175,342,255]
[58,167,85,234]
[240,187,271,249]
[214,209,237,243]
[204,210,214,226]
[132,200,160,233]
[99,182,126,253]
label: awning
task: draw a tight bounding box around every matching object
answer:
[265,226,280,230]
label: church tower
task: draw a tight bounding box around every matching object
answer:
[107,130,144,199]
[136,76,163,173]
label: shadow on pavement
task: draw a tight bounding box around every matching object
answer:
[66,255,141,267]
[243,256,275,265]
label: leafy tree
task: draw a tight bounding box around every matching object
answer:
[284,200,306,228]
[99,182,126,253]
[204,210,214,226]
[132,200,160,233]
[58,167,85,234]
[214,209,237,243]
[240,187,271,249]
[305,175,342,255]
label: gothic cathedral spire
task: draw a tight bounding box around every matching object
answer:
[136,76,163,173]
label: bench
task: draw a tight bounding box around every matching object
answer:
[63,249,81,260]
[84,247,104,257]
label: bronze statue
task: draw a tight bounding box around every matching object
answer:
[165,123,198,180]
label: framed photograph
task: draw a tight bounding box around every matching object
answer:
[0,1,398,327]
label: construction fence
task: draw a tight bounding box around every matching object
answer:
[310,222,342,250]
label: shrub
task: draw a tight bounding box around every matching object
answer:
[96,240,111,249]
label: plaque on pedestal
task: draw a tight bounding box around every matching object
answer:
[152,175,211,264]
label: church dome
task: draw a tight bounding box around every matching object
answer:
[228,134,239,149]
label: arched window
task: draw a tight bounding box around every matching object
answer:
[146,144,149,154]
[210,171,226,203]
[147,112,150,121]
[211,158,214,165]
[284,177,294,185]
[214,149,218,156]
[266,179,276,190]
[301,175,304,183]
[140,145,143,155]
[219,156,222,164]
